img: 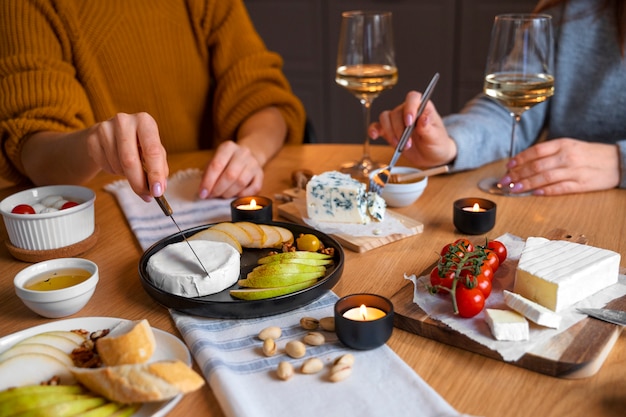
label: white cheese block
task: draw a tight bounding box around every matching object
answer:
[484,309,529,341]
[306,171,385,224]
[147,240,240,297]
[514,237,620,312]
[503,290,561,329]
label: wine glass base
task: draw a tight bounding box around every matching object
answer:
[340,160,384,181]
[478,177,532,197]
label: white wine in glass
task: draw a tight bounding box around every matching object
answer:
[335,11,398,180]
[478,14,554,195]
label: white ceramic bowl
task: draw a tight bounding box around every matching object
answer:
[372,166,428,208]
[14,258,99,318]
[0,185,95,251]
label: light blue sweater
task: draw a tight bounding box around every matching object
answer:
[444,0,626,188]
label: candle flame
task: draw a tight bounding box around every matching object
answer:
[359,304,368,320]
[472,203,480,212]
[250,199,257,208]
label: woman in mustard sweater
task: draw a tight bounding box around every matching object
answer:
[0,0,305,200]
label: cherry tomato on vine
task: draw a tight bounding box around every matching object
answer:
[11,204,36,214]
[483,249,500,273]
[455,285,485,318]
[453,238,474,253]
[487,240,507,264]
[430,266,455,292]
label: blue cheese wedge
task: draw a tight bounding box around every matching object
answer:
[484,309,529,341]
[514,237,620,312]
[306,171,385,224]
[503,290,561,329]
[147,240,240,297]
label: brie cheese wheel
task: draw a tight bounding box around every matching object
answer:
[503,290,561,329]
[484,309,529,341]
[306,171,385,224]
[147,240,240,297]
[514,237,620,312]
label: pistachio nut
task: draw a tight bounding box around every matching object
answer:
[319,317,335,332]
[258,326,281,341]
[285,340,306,358]
[303,331,325,346]
[301,357,324,374]
[300,316,319,330]
[262,338,277,357]
[276,361,294,381]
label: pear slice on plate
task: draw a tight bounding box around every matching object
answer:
[234,222,266,248]
[230,279,319,300]
[0,353,76,390]
[209,222,254,247]
[15,333,80,354]
[188,228,243,253]
[258,225,283,248]
[0,343,73,367]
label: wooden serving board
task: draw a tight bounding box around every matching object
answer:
[277,201,423,253]
[391,272,626,379]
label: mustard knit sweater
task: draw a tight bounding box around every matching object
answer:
[0,0,305,184]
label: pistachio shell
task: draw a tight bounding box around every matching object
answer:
[301,357,324,374]
[303,331,325,346]
[319,317,335,332]
[262,338,277,356]
[285,340,306,358]
[258,326,281,341]
[300,317,319,330]
[277,361,294,381]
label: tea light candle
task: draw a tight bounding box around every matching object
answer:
[453,197,496,235]
[335,293,394,350]
[230,196,273,223]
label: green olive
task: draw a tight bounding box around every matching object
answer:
[296,234,321,252]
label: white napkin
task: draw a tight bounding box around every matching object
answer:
[406,233,626,362]
[170,292,471,417]
[104,169,232,250]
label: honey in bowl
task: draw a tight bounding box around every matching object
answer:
[24,268,92,291]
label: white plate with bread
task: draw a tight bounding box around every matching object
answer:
[0,317,192,417]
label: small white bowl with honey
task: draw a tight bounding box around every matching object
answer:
[14,258,98,318]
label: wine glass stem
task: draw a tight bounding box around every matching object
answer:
[361,98,373,164]
[509,113,522,159]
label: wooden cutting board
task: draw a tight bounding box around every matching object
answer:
[277,200,423,253]
[391,267,626,379]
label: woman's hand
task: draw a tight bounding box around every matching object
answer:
[369,90,457,167]
[501,138,620,195]
[198,140,264,199]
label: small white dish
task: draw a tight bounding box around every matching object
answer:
[14,258,99,318]
[0,185,95,251]
[371,166,428,207]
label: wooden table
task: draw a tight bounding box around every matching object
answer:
[1,144,624,417]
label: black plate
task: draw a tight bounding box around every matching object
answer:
[138,221,344,318]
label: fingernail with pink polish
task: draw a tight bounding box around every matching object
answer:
[406,114,413,126]
[152,182,163,197]
[533,189,545,196]
[511,182,524,192]
[498,176,512,186]
[199,188,209,199]
[506,159,517,169]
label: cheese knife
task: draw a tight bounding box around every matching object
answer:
[577,308,626,326]
[143,167,210,277]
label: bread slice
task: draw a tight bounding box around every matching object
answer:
[70,360,205,403]
[96,319,156,366]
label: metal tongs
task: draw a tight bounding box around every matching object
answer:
[369,72,440,195]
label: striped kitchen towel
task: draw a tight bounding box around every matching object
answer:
[170,292,472,417]
[105,168,232,250]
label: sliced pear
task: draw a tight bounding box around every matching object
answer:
[272,226,294,245]
[15,334,80,354]
[230,279,318,300]
[257,251,331,263]
[239,270,325,288]
[0,343,73,366]
[17,397,107,417]
[234,222,266,248]
[210,222,254,247]
[0,353,76,390]
[250,263,326,276]
[42,330,87,345]
[0,384,84,403]
[188,228,243,253]
[262,258,333,266]
[0,393,99,416]
[75,402,125,417]
[258,225,283,248]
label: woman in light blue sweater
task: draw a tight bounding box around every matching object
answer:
[370,0,626,196]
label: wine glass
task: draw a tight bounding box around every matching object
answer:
[478,14,554,195]
[335,10,398,180]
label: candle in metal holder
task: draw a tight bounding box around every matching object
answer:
[230,196,273,223]
[334,293,394,350]
[453,197,496,235]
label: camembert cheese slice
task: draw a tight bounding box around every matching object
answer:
[514,237,620,312]
[147,240,240,297]
[485,309,529,341]
[503,290,561,329]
